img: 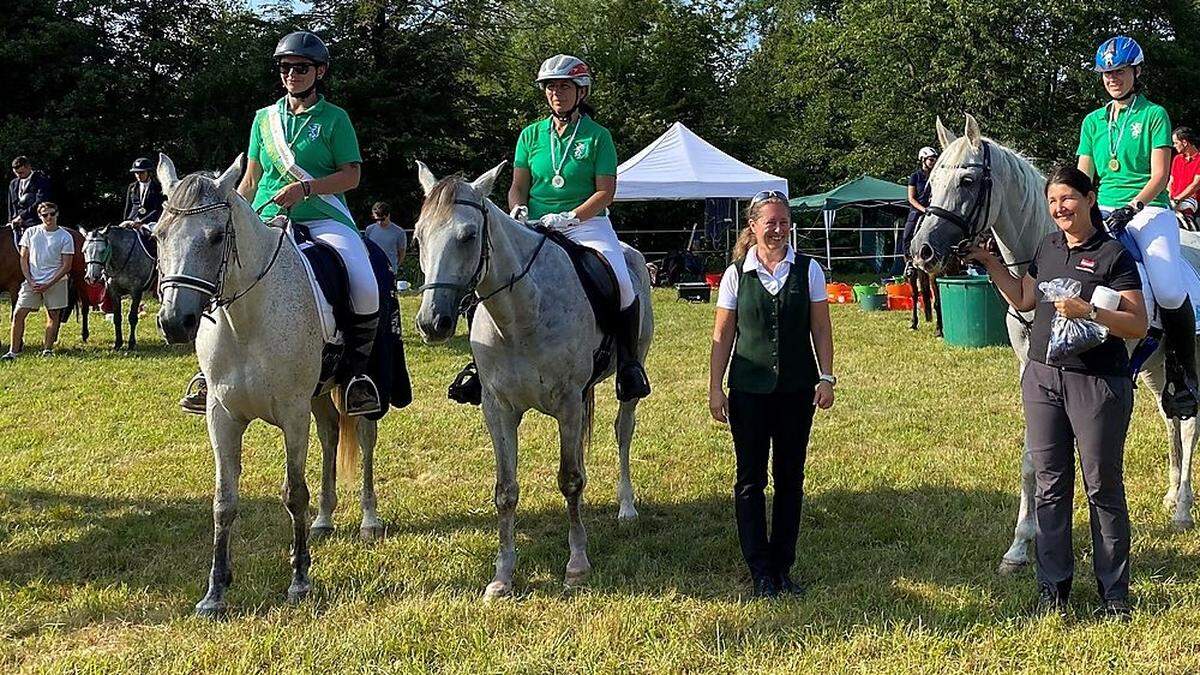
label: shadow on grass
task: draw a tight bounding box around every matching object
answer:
[2,484,1196,634]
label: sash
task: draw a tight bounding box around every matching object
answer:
[260,106,355,227]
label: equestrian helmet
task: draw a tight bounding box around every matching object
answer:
[129,157,154,172]
[274,31,329,65]
[1094,36,1144,73]
[535,55,592,88]
[918,147,937,160]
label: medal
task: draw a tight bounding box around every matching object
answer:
[549,118,581,192]
[552,175,565,189]
[1108,158,1120,172]
[1105,95,1136,175]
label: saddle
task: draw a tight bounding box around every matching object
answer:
[289,222,412,419]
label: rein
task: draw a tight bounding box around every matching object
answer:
[419,198,549,316]
[158,199,287,318]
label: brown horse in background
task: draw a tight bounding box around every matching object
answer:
[0,225,92,347]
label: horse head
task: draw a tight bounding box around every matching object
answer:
[82,225,110,284]
[412,160,506,344]
[154,152,246,344]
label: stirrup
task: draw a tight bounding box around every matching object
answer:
[448,362,482,405]
[179,373,207,415]
[344,374,382,417]
[616,363,651,402]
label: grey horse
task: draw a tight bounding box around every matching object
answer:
[910,115,1195,575]
[82,225,156,349]
[414,162,651,598]
[154,153,383,616]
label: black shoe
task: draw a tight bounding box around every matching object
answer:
[1034,582,1069,617]
[615,298,650,402]
[776,574,806,597]
[752,575,779,599]
[180,372,207,415]
[340,312,382,417]
[448,360,482,405]
[1097,598,1132,622]
[1160,300,1199,419]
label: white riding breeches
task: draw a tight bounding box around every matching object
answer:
[562,215,635,308]
[305,219,379,315]
[1103,205,1189,310]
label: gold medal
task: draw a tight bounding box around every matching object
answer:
[1108,158,1120,172]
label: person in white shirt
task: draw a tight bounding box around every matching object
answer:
[3,202,75,359]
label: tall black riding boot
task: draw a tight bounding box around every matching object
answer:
[1160,298,1199,419]
[341,312,382,417]
[615,297,651,401]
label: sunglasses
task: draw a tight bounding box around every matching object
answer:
[750,190,788,204]
[277,62,314,75]
[40,210,58,217]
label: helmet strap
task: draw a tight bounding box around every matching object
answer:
[549,85,584,123]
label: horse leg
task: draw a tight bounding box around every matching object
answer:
[1140,355,1192,525]
[558,399,591,588]
[195,401,247,617]
[358,419,383,541]
[111,293,123,350]
[908,271,919,330]
[615,399,639,523]
[80,295,89,343]
[932,278,944,338]
[126,288,142,350]
[310,394,339,538]
[280,406,314,603]
[1175,416,1196,531]
[481,395,522,599]
[999,432,1036,574]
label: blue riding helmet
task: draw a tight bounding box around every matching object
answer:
[1094,36,1144,73]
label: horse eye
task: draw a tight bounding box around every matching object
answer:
[960,175,976,187]
[211,232,225,245]
[457,230,476,244]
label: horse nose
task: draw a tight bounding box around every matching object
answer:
[917,243,936,265]
[433,314,453,336]
[158,309,200,344]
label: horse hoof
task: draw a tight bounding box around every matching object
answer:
[309,525,334,539]
[286,583,312,604]
[564,568,591,588]
[1172,518,1195,532]
[195,598,228,618]
[483,581,513,600]
[617,506,639,524]
[997,559,1027,575]
[359,525,385,542]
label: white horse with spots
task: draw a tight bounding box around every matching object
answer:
[910,116,1196,574]
[413,162,650,598]
[154,154,383,616]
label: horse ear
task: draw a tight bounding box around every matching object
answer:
[964,114,982,149]
[216,154,245,197]
[471,161,507,197]
[416,160,437,196]
[157,153,180,194]
[936,117,957,150]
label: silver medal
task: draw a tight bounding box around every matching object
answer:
[552,175,565,189]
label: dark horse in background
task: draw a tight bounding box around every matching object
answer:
[0,225,92,348]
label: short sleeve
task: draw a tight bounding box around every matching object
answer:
[330,112,362,166]
[1149,106,1173,149]
[808,259,828,301]
[397,228,408,249]
[1107,247,1142,292]
[594,128,618,176]
[59,232,74,255]
[513,126,532,169]
[1027,237,1045,279]
[18,228,31,249]
[907,172,919,188]
[715,265,740,310]
[1076,115,1094,159]
[248,112,263,164]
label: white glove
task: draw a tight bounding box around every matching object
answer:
[509,205,529,221]
[540,211,580,231]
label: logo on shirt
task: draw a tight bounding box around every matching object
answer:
[572,141,588,159]
[1077,257,1097,273]
[1131,122,1143,139]
[308,123,322,141]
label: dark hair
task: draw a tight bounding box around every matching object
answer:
[372,201,390,216]
[1174,126,1200,147]
[11,156,29,169]
[1044,165,1102,230]
[578,99,596,118]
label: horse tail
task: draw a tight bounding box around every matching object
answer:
[582,385,595,456]
[331,389,361,480]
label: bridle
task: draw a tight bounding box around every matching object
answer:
[157,199,287,318]
[925,141,995,256]
[418,198,548,316]
[84,228,135,280]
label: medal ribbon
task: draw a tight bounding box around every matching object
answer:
[550,118,582,187]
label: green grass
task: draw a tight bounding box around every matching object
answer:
[0,291,1198,672]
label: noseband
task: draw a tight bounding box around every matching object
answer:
[158,199,286,317]
[924,141,995,255]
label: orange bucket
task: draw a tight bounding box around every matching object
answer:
[887,295,914,311]
[884,282,912,298]
[825,282,855,304]
[704,273,723,289]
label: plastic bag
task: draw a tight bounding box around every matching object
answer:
[1039,277,1108,361]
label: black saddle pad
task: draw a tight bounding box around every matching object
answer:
[291,222,412,419]
[535,225,621,335]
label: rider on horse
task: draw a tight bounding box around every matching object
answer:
[1077,35,1199,419]
[180,31,381,417]
[449,54,651,404]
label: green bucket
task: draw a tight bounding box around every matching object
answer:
[852,284,880,302]
[937,276,1010,348]
[859,293,887,312]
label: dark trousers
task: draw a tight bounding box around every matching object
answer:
[728,388,816,580]
[1022,359,1134,600]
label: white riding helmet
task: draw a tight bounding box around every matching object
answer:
[535,54,593,88]
[918,146,938,160]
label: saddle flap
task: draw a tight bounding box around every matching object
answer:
[537,226,622,334]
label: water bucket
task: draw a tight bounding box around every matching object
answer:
[860,293,887,311]
[826,283,854,304]
[853,283,881,302]
[937,276,1010,348]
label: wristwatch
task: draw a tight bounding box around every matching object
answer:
[1087,304,1099,321]
[819,374,837,387]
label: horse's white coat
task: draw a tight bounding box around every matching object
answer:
[414,162,652,598]
[912,117,1196,573]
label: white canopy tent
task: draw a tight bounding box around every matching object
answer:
[614,122,787,201]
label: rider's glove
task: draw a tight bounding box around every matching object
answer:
[509,205,529,222]
[1105,203,1142,234]
[540,211,580,232]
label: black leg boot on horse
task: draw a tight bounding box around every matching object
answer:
[615,297,651,401]
[1160,297,1200,419]
[448,304,482,405]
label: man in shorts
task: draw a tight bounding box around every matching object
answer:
[3,202,74,359]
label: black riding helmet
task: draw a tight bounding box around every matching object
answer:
[274,31,329,65]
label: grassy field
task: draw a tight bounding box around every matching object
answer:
[1,289,1199,673]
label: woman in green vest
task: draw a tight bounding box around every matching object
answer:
[180,31,381,417]
[708,190,836,599]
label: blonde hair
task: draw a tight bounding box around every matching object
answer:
[732,195,789,260]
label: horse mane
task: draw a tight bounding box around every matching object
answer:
[169,172,223,209]
[417,175,478,235]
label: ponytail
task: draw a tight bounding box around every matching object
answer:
[732,226,755,260]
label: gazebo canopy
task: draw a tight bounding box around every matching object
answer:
[788,175,908,212]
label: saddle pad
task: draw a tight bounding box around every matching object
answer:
[537,226,621,334]
[287,232,340,344]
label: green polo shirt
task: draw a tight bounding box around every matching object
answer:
[513,115,618,220]
[248,95,362,228]
[1076,96,1172,208]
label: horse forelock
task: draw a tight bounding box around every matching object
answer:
[417,176,480,237]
